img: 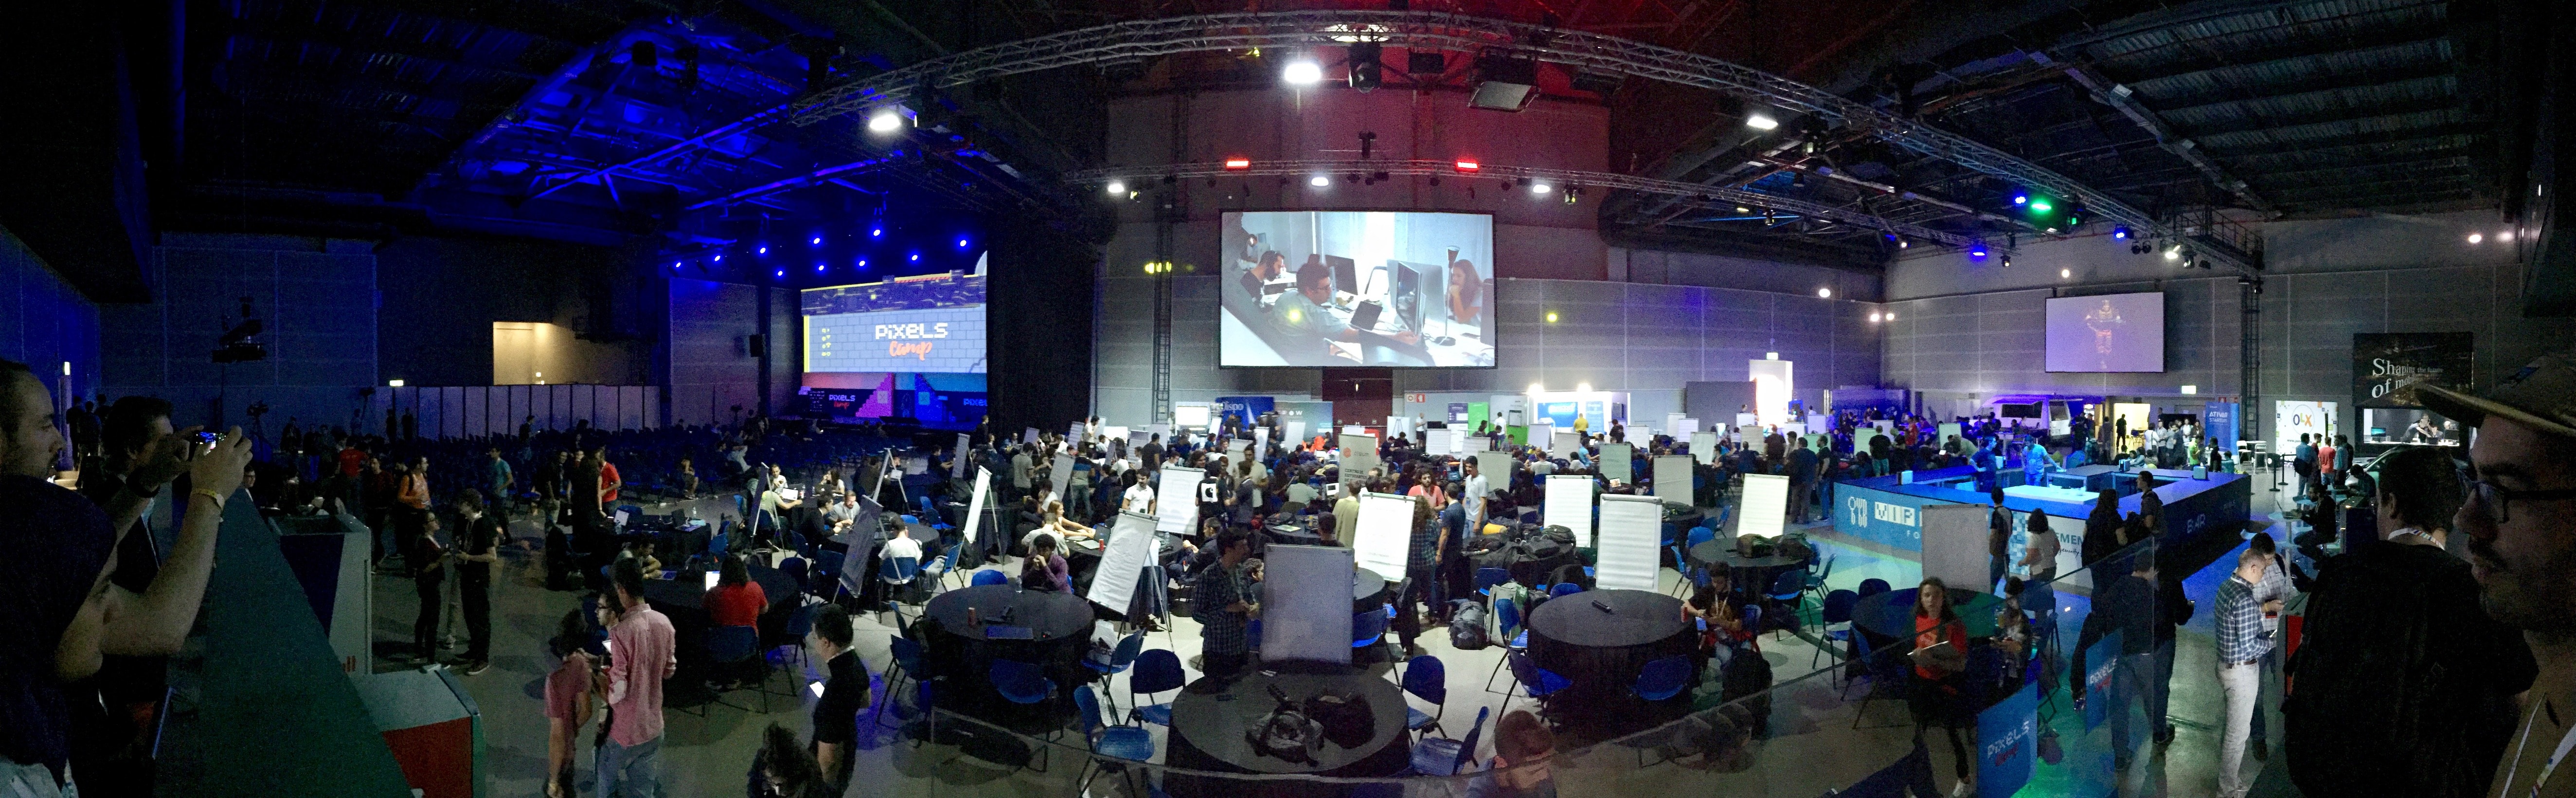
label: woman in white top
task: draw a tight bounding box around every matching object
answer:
[1121,470,1156,514]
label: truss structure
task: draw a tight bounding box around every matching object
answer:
[790,10,2253,272]
[1064,160,1977,248]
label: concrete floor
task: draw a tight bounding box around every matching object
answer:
[370,478,2304,798]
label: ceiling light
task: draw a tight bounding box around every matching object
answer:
[773,270,783,277]
[1529,382,1546,395]
[1105,181,1126,195]
[388,379,404,387]
[2013,194,2029,205]
[757,246,768,254]
[1223,157,1251,170]
[2112,226,2130,240]
[910,253,919,261]
[810,236,822,245]
[1969,245,1988,258]
[2164,245,2182,260]
[1283,60,1324,85]
[867,109,904,133]
[1736,206,1753,213]
[2499,230,2516,242]
[2000,254,2013,268]
[1530,182,1552,194]
[1765,352,1779,360]
[2060,268,2072,278]
[815,264,825,272]
[2029,199,2053,213]
[871,228,883,237]
[1576,382,1592,393]
[713,254,722,262]
[956,238,969,247]
[1544,310,1559,323]
[1745,113,1780,130]
[1817,288,1832,298]
[1453,160,1480,172]
[1310,175,1331,187]
[1886,312,1896,321]
[2468,233,2485,244]
[1869,312,1882,323]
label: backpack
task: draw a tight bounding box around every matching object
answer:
[1448,599,1491,650]
[1721,650,1774,737]
[2284,545,2520,798]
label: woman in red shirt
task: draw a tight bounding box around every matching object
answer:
[705,554,768,628]
[1907,577,1973,797]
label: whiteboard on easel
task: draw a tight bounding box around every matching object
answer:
[952,434,971,478]
[1424,428,1454,456]
[1351,492,1416,579]
[1286,420,1308,444]
[965,467,996,549]
[1085,511,1163,614]
[1738,474,1789,539]
[1475,452,1514,494]
[1155,467,1204,533]
[1462,435,1490,453]
[1340,433,1379,481]
[1261,544,1357,665]
[1691,432,1719,464]
[1600,442,1634,483]
[1048,454,1075,499]
[1550,431,1581,458]
[1653,455,1696,504]
[1544,474,1596,547]
[1594,494,1665,592]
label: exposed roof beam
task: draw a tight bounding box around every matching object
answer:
[221,16,552,82]
[2248,155,2473,186]
[324,0,637,47]
[2127,42,2451,110]
[2153,74,2456,136]
[2058,62,2272,213]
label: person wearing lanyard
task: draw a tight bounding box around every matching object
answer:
[2214,548,2276,798]
[2413,354,2576,798]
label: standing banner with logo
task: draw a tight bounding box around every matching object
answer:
[1977,682,2039,798]
[2083,630,2123,731]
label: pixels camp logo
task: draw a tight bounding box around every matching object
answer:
[877,322,950,361]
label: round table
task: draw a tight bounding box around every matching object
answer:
[639,563,801,679]
[918,584,1098,729]
[1164,663,1412,798]
[1354,566,1389,609]
[1522,588,1697,740]
[1689,541,1805,598]
[1268,524,1320,546]
[1851,587,2004,641]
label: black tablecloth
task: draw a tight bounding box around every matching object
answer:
[639,563,801,678]
[1164,664,1412,798]
[1523,589,1696,740]
[1851,587,2004,641]
[1354,566,1389,610]
[1268,524,1321,546]
[918,584,1097,730]
[1689,541,1804,600]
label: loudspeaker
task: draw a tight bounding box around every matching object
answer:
[740,334,767,358]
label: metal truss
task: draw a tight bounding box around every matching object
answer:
[791,10,2251,272]
[1061,159,1977,248]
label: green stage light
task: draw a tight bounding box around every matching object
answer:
[2028,199,2053,213]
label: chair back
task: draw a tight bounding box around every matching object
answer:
[1073,685,1108,735]
[783,603,818,639]
[1109,631,1146,671]
[1352,608,1391,647]
[1128,649,1187,695]
[972,569,1010,586]
[1823,589,1860,624]
[988,659,1052,704]
[1473,567,1510,592]
[889,556,922,583]
[1739,604,1764,635]
[1634,655,1694,701]
[1686,525,1717,548]
[1766,568,1806,598]
[889,635,928,674]
[1857,578,1892,598]
[778,556,809,592]
[1816,555,1838,582]
[1550,582,1582,597]
[1494,597,1522,638]
[707,624,761,664]
[1401,655,1447,704]
[708,532,729,557]
[1451,707,1492,775]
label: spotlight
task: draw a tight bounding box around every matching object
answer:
[2045,227,2060,234]
[1817,287,1832,298]
[1105,181,1126,195]
[1898,238,1910,249]
[1577,382,1592,394]
[1347,42,1382,92]
[872,228,883,237]
[1736,206,1753,213]
[2500,230,2517,242]
[910,253,919,261]
[1745,113,1780,130]
[1886,312,1896,321]
[810,236,822,245]
[1469,54,1538,110]
[2029,199,2053,213]
[1310,175,1331,187]
[2468,233,2484,244]
[867,109,904,133]
[859,259,868,268]
[1453,160,1481,172]
[2060,268,2071,278]
[816,264,826,272]
[1283,59,1324,85]
[1530,182,1552,194]
[2112,227,2130,240]
[2164,245,2182,261]
[1970,244,1988,258]
[957,238,969,248]
[1869,312,1882,323]
[1223,158,1251,170]
[388,379,404,387]
[1529,382,1546,395]
[2013,194,2029,205]
[671,261,680,269]
[713,254,723,262]
[773,270,784,277]
[2001,254,2013,268]
[758,245,769,254]
[1544,310,1559,323]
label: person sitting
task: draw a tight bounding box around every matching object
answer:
[706,554,768,629]
[1020,534,1071,592]
[676,457,700,499]
[747,723,834,798]
[1682,577,1751,660]
[1467,709,1559,798]
[1994,578,2032,686]
[622,540,662,577]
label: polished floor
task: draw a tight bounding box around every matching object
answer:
[370,472,2309,797]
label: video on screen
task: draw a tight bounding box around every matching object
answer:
[2045,291,2165,373]
[802,254,987,374]
[1218,211,1495,367]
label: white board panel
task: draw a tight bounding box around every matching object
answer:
[1285,420,1307,445]
[952,434,970,478]
[1462,435,1490,453]
[1339,433,1379,482]
[1048,454,1075,499]
[1691,432,1719,464]
[1351,492,1416,579]
[1474,452,1514,498]
[1654,455,1697,504]
[1920,503,1992,596]
[966,468,996,549]
[1543,474,1596,547]
[1738,473,1790,538]
[1550,431,1581,458]
[1086,511,1163,614]
[1594,494,1666,592]
[1261,544,1358,665]
[1600,442,1634,483]
[1155,467,1204,533]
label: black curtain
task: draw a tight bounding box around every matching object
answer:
[985,218,1098,436]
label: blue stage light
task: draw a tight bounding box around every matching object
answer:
[910,253,919,262]
[773,270,783,278]
[956,238,968,248]
[2112,227,2130,240]
[2013,194,2028,205]
[1969,245,1989,258]
[810,236,822,245]
[713,254,722,262]
[859,259,868,269]
[758,246,768,254]
[871,228,883,237]
[815,264,825,272]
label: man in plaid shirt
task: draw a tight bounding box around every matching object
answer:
[1192,531,1257,676]
[2215,547,2277,798]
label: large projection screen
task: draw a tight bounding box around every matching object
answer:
[1219,211,1495,367]
[801,254,988,374]
[2045,291,2165,373]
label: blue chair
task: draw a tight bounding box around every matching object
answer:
[778,555,809,594]
[1632,655,1694,702]
[1353,607,1392,657]
[1083,631,1147,719]
[1849,628,1912,729]
[1074,686,1155,796]
[810,550,845,601]
[1813,589,1860,674]
[1482,598,1531,693]
[1409,707,1489,776]
[1550,582,1583,598]
[1804,554,1838,603]
[1472,567,1510,601]
[1672,526,1718,595]
[704,624,772,712]
[874,635,930,730]
[1500,650,1572,716]
[1401,655,1449,740]
[1857,578,1892,599]
[989,659,1057,705]
[1764,569,1808,637]
[972,569,1010,587]
[775,602,818,670]
[878,555,922,625]
[1127,649,1187,726]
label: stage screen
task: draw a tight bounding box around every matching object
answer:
[1219,211,1495,367]
[801,254,986,373]
[2046,291,2165,373]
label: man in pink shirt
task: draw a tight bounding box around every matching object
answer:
[596,559,675,797]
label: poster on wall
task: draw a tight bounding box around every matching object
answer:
[2354,332,2475,408]
[2273,400,2338,454]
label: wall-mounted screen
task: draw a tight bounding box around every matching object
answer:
[1219,211,1495,367]
[801,254,986,373]
[2045,291,2165,373]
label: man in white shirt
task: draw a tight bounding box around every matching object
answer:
[1122,472,1156,514]
[880,524,923,563]
[1461,457,1491,531]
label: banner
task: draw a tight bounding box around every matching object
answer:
[2083,630,2123,731]
[1977,682,2039,798]
[2354,331,2475,409]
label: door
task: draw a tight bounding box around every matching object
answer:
[1322,368,1393,428]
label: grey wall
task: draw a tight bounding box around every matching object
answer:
[1879,211,2576,435]
[1610,246,1882,302]
[375,236,654,388]
[102,233,376,432]
[666,278,795,427]
[0,223,101,409]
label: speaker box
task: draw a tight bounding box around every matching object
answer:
[740,334,767,358]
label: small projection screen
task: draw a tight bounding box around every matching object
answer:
[1218,211,1495,367]
[2046,291,2165,373]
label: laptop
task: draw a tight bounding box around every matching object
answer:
[1350,300,1384,331]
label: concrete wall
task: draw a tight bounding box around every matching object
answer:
[666,278,795,427]
[102,234,376,432]
[1879,211,2576,435]
[0,223,102,421]
[375,236,652,389]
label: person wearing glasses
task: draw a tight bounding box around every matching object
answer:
[2404,353,2576,798]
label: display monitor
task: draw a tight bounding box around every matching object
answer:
[801,254,987,374]
[2045,291,2165,372]
[1219,211,1495,367]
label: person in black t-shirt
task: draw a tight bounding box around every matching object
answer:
[454,490,503,674]
[804,605,864,788]
[410,510,448,664]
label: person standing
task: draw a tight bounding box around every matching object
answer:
[805,605,864,790]
[1787,438,1819,524]
[2021,511,2061,623]
[1907,578,1973,797]
[1393,496,1441,654]
[2243,532,2293,762]
[543,610,595,798]
[409,509,448,664]
[1987,487,2013,593]
[454,490,502,674]
[486,448,514,523]
[2074,546,2160,770]
[2214,548,2275,798]
[2292,433,2318,497]
[597,559,677,798]
[1333,480,1362,546]
[1191,531,1257,676]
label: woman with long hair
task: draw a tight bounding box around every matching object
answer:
[2082,489,2124,568]
[1909,577,1974,797]
[542,609,595,798]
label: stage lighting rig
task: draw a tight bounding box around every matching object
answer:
[1470,52,1538,110]
[1347,42,1383,92]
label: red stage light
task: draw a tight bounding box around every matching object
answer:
[1223,158,1252,170]
[1454,160,1481,172]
